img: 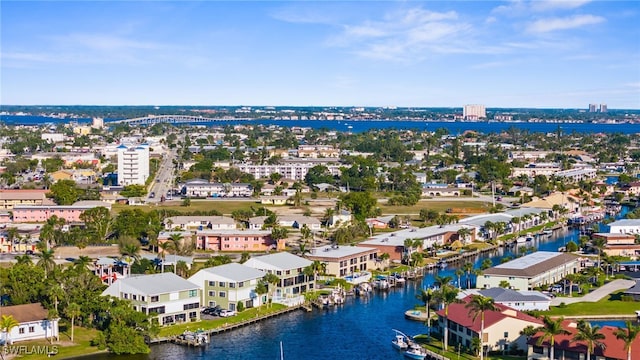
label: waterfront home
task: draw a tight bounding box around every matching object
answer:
[477,252,582,291]
[101,273,202,326]
[359,224,469,261]
[607,219,640,235]
[188,263,266,310]
[0,303,59,344]
[196,229,282,252]
[528,320,640,360]
[458,288,552,311]
[0,190,51,210]
[328,209,352,228]
[436,296,542,354]
[592,232,640,259]
[164,216,236,231]
[306,245,379,277]
[243,252,314,306]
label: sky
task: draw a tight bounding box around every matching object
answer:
[1,1,639,109]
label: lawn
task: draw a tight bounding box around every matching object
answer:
[379,200,488,215]
[112,199,265,215]
[18,326,105,360]
[413,335,525,360]
[158,303,287,337]
[539,291,639,317]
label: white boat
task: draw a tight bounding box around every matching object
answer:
[542,229,553,235]
[391,334,409,350]
[403,346,427,360]
[515,236,527,244]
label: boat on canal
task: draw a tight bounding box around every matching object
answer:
[403,344,427,360]
[391,329,410,350]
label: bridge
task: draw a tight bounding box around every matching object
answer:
[107,115,243,126]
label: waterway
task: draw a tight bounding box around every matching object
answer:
[81,208,637,360]
[3,115,640,134]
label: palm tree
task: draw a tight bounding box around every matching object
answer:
[614,320,640,360]
[415,288,434,335]
[455,268,464,289]
[434,285,460,351]
[463,262,474,289]
[434,275,453,289]
[37,249,57,278]
[175,260,189,278]
[591,237,607,280]
[46,283,65,313]
[263,273,280,308]
[536,316,570,360]
[573,320,606,360]
[15,254,32,265]
[466,295,499,360]
[0,314,19,345]
[73,255,92,271]
[457,227,472,245]
[64,302,81,343]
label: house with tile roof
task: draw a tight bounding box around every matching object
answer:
[477,252,582,290]
[0,303,59,344]
[188,263,266,311]
[528,319,640,360]
[436,295,542,354]
[101,272,202,326]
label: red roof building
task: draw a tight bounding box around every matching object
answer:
[528,320,640,360]
[436,295,542,354]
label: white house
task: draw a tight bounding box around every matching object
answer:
[101,273,202,326]
[164,216,236,231]
[458,287,552,311]
[188,263,266,311]
[607,219,640,235]
[1,303,59,344]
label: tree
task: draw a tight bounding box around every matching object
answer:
[73,255,92,271]
[434,275,453,289]
[79,206,112,243]
[263,273,280,308]
[37,249,57,278]
[614,320,640,360]
[536,316,570,360]
[416,288,434,335]
[463,262,474,289]
[239,252,251,264]
[457,227,472,244]
[0,314,19,345]
[434,285,460,351]
[466,295,499,360]
[573,320,606,360]
[49,179,81,205]
[65,302,81,343]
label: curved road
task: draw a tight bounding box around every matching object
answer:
[549,278,636,306]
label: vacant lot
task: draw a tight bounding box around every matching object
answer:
[379,200,489,215]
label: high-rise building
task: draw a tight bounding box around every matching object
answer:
[588,104,597,113]
[599,104,607,113]
[92,117,104,129]
[117,143,149,186]
[463,104,486,120]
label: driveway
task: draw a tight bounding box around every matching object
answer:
[550,279,636,306]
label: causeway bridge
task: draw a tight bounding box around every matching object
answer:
[108,115,247,126]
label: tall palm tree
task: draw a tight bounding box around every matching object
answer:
[73,255,92,271]
[263,273,280,308]
[434,275,453,289]
[64,303,81,343]
[536,316,570,360]
[457,227,472,245]
[463,262,474,289]
[0,314,19,345]
[573,320,606,360]
[37,249,57,278]
[465,295,499,360]
[455,268,464,289]
[15,254,32,265]
[614,320,640,360]
[415,288,434,335]
[434,285,460,351]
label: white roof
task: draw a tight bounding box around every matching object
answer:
[362,224,471,247]
[101,272,198,297]
[188,263,265,285]
[243,252,311,271]
[307,245,377,259]
[495,251,560,270]
[608,219,640,227]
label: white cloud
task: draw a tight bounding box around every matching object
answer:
[526,14,604,33]
[531,0,593,12]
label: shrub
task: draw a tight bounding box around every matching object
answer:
[237,302,244,312]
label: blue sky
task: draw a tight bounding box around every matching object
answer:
[1,1,639,109]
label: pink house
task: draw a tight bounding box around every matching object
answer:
[12,204,107,223]
[196,229,284,252]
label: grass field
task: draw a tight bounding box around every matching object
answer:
[540,291,639,316]
[379,200,489,215]
[19,326,104,360]
[112,199,266,215]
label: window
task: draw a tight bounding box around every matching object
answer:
[183,302,200,311]
[238,282,244,287]
[151,296,159,302]
[208,281,215,287]
[208,291,215,297]
[141,296,145,301]
[189,289,198,297]
[148,306,165,314]
[229,283,236,288]
[19,328,25,334]
[123,293,129,299]
[219,291,226,298]
[132,294,137,300]
[219,282,226,288]
[503,332,509,338]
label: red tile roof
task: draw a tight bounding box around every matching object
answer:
[436,295,542,333]
[529,320,640,360]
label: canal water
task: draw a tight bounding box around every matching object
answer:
[81,209,632,360]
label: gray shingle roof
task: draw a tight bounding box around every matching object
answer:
[482,252,579,278]
[479,288,549,302]
[102,272,198,297]
[194,263,266,282]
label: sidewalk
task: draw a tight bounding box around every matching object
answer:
[550,279,636,306]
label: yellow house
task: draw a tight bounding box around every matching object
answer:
[73,126,92,135]
[50,170,74,182]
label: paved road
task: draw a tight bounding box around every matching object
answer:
[147,146,179,203]
[550,279,636,306]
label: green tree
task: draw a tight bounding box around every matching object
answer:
[614,320,640,360]
[79,206,113,243]
[434,285,460,351]
[573,320,606,360]
[36,249,57,278]
[263,273,280,308]
[0,315,20,345]
[65,302,81,343]
[536,316,570,360]
[49,179,82,205]
[466,295,499,360]
[416,288,434,335]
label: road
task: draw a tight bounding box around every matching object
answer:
[147,146,180,203]
[549,279,636,306]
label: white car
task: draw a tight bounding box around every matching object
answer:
[219,309,237,317]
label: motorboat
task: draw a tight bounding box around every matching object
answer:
[391,334,409,350]
[403,346,427,360]
[515,236,527,244]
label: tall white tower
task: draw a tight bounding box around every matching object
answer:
[463,104,486,120]
[117,143,149,186]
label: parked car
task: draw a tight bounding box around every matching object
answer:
[219,309,237,317]
[149,192,156,198]
[201,306,221,316]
